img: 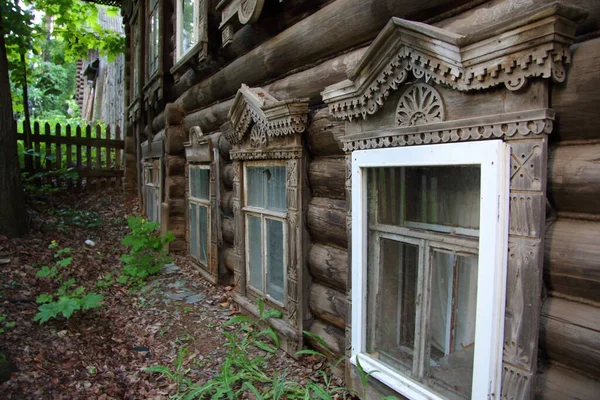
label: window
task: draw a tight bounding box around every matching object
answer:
[148,0,160,77]
[189,165,210,266]
[351,141,509,400]
[244,162,287,305]
[144,161,161,223]
[176,0,198,60]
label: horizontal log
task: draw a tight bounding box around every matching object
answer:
[307,319,345,357]
[222,191,234,215]
[548,144,600,215]
[308,157,346,200]
[17,132,125,148]
[540,297,600,377]
[222,217,234,245]
[544,219,600,303]
[166,155,186,176]
[552,37,600,141]
[223,246,236,272]
[306,108,345,156]
[308,243,348,291]
[537,363,600,400]
[155,0,473,131]
[307,197,347,249]
[309,283,346,329]
[222,163,234,189]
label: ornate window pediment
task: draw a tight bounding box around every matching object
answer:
[217,0,265,47]
[321,3,585,121]
[225,84,309,159]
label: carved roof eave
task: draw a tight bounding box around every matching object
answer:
[321,3,586,121]
[340,108,554,152]
[225,84,309,145]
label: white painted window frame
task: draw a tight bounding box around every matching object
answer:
[175,0,199,60]
[351,140,509,400]
[188,164,211,268]
[243,160,288,308]
[143,161,162,224]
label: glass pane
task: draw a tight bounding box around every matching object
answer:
[198,205,208,265]
[427,251,478,399]
[190,204,198,259]
[367,237,419,374]
[247,215,263,291]
[246,166,287,212]
[266,219,285,303]
[368,166,480,234]
[180,0,195,54]
[190,167,209,199]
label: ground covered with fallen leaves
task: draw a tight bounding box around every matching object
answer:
[0,189,338,399]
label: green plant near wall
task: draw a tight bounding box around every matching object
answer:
[144,299,402,399]
[34,241,104,324]
[119,216,175,288]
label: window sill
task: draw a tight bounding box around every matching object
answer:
[170,41,209,78]
[350,354,444,400]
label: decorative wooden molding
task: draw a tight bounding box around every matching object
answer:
[217,0,265,47]
[184,126,213,163]
[322,3,585,121]
[396,83,444,127]
[225,84,309,146]
[340,109,554,152]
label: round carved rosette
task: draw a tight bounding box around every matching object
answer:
[238,0,265,24]
[396,83,445,127]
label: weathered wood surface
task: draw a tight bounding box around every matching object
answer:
[539,297,600,377]
[173,48,366,134]
[308,157,346,200]
[223,246,236,272]
[308,319,345,357]
[544,219,600,304]
[552,37,600,142]
[166,176,185,199]
[536,363,600,400]
[306,108,345,156]
[307,197,347,249]
[222,216,234,245]
[308,243,348,291]
[154,0,475,131]
[222,191,234,215]
[222,163,234,189]
[232,292,299,341]
[548,143,600,216]
[309,283,346,329]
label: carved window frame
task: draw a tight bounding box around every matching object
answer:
[143,160,162,223]
[188,164,211,268]
[351,141,510,399]
[146,0,160,80]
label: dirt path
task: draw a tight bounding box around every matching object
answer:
[0,189,329,399]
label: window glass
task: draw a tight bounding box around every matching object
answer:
[247,215,263,291]
[246,166,287,212]
[190,204,198,258]
[180,0,195,55]
[266,218,285,302]
[370,166,480,234]
[367,237,418,373]
[190,167,209,200]
[198,205,208,264]
[148,1,160,77]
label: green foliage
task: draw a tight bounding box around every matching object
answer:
[120,216,175,287]
[96,273,114,289]
[33,242,104,324]
[0,314,16,335]
[52,208,103,230]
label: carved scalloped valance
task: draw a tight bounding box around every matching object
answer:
[225,84,309,146]
[321,3,585,121]
[340,109,554,152]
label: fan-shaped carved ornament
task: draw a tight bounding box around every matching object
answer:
[249,124,267,148]
[396,84,444,127]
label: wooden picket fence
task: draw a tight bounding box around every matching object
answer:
[17,121,125,190]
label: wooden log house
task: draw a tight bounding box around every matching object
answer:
[118,0,600,398]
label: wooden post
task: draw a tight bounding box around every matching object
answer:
[44,123,51,186]
[66,124,72,189]
[115,125,122,189]
[76,125,83,189]
[55,123,62,188]
[86,125,92,189]
[95,125,102,190]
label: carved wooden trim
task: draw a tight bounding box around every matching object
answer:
[322,4,584,121]
[225,84,309,145]
[340,109,553,152]
[217,0,265,47]
[396,83,445,127]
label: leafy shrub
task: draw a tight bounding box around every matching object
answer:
[34,242,104,324]
[119,216,174,287]
[0,314,16,335]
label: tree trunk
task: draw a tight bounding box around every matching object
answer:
[0,8,27,237]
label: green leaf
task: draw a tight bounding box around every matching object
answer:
[254,340,278,353]
[257,328,280,349]
[223,315,252,328]
[260,309,282,321]
[36,266,52,278]
[56,257,73,267]
[34,303,59,324]
[5,322,16,328]
[36,293,54,304]
[294,349,326,358]
[55,297,81,319]
[303,331,329,350]
[80,292,104,310]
